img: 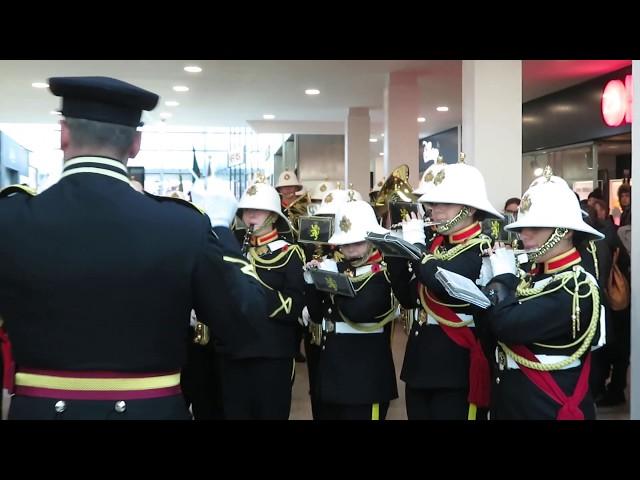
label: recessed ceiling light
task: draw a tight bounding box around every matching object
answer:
[165,101,180,107]
[50,110,61,115]
[436,106,449,112]
[32,82,49,89]
[305,89,320,95]
[173,85,189,92]
[417,117,426,123]
[369,138,378,143]
[184,66,202,73]
[379,152,384,156]
[159,112,173,119]
[263,114,275,120]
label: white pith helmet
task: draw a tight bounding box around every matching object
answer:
[417,152,503,219]
[505,166,604,240]
[311,180,338,201]
[328,200,389,245]
[237,180,292,228]
[413,155,446,196]
[275,170,303,190]
[315,187,363,215]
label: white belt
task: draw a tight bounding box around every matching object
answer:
[498,350,581,370]
[322,319,383,334]
[425,313,475,327]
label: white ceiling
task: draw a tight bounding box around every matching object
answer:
[0,60,631,139]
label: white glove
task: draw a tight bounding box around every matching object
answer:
[401,218,426,245]
[318,258,338,272]
[477,256,494,287]
[299,306,311,327]
[190,177,239,228]
[489,248,517,277]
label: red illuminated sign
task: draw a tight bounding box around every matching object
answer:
[602,75,633,126]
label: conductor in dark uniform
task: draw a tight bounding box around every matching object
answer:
[0,76,267,420]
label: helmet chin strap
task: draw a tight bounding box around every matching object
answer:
[251,212,279,237]
[435,206,471,233]
[526,227,569,262]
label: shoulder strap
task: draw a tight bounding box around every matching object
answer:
[144,192,205,215]
[0,184,37,199]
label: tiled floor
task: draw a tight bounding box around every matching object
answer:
[289,318,631,420]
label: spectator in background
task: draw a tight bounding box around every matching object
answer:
[503,197,520,216]
[618,183,631,227]
[587,187,604,207]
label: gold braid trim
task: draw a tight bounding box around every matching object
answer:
[269,291,293,318]
[222,256,260,282]
[249,243,305,268]
[351,266,387,292]
[500,267,601,370]
[421,236,492,264]
[418,286,473,328]
[337,304,397,332]
[586,240,599,280]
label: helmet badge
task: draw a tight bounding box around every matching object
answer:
[433,169,446,186]
[340,215,351,233]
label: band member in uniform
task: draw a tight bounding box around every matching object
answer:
[386,154,502,420]
[0,76,266,420]
[308,180,337,216]
[307,200,398,419]
[481,167,605,419]
[301,186,360,418]
[276,170,311,238]
[220,178,306,419]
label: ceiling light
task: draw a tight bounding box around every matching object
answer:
[305,89,320,95]
[173,86,189,92]
[32,82,49,89]
[184,66,202,73]
[380,133,384,137]
[534,167,544,177]
[369,138,378,143]
[263,114,275,120]
[379,152,384,156]
[417,117,426,123]
[436,106,449,112]
[159,112,172,119]
[165,101,180,107]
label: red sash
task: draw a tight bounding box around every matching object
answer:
[421,289,491,408]
[0,327,15,393]
[509,345,591,420]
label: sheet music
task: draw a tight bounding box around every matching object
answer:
[435,267,491,309]
[365,232,423,262]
